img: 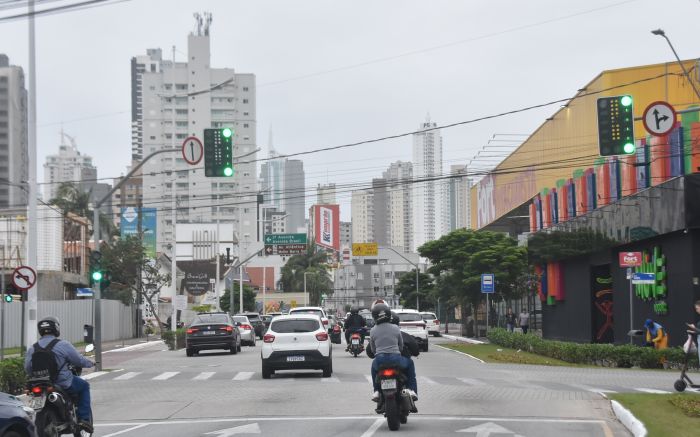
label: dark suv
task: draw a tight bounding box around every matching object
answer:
[238,312,265,339]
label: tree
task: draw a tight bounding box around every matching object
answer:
[395,269,434,310]
[527,229,618,265]
[50,182,116,240]
[220,282,257,314]
[279,246,333,305]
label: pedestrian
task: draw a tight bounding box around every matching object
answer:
[685,300,700,362]
[505,308,516,332]
[644,318,668,350]
[518,309,530,334]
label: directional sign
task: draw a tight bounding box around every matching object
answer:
[481,273,495,294]
[264,244,305,256]
[181,136,203,165]
[643,101,676,137]
[263,233,307,245]
[632,272,656,285]
[619,251,642,267]
[204,423,261,436]
[352,242,378,256]
[12,266,36,290]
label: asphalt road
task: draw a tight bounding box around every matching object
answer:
[81,336,681,437]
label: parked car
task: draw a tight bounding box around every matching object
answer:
[260,314,333,379]
[185,312,242,357]
[395,309,429,352]
[288,306,329,330]
[0,392,36,437]
[420,311,441,337]
[232,315,257,346]
[238,312,265,339]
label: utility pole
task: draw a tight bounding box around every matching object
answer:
[170,46,178,333]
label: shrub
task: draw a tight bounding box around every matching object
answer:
[162,328,187,350]
[486,328,697,369]
[0,357,26,395]
[669,395,700,417]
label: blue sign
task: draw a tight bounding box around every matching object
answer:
[481,273,495,293]
[120,207,157,259]
[76,288,94,297]
[631,272,655,285]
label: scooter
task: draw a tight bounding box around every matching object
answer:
[348,332,364,357]
[375,365,415,431]
[26,344,94,437]
[674,333,700,392]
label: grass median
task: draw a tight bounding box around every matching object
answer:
[442,342,584,366]
[610,393,700,437]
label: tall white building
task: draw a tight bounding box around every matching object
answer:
[43,131,97,201]
[132,14,258,254]
[316,183,336,204]
[448,164,472,230]
[384,161,412,253]
[0,54,28,208]
[412,115,448,251]
[351,189,373,243]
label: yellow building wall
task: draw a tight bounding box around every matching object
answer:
[471,60,700,229]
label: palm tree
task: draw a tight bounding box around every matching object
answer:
[279,246,333,304]
[50,182,116,241]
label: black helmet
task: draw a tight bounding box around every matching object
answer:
[350,306,359,315]
[38,316,61,337]
[372,303,391,325]
[390,311,400,325]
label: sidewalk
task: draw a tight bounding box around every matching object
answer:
[2,335,161,359]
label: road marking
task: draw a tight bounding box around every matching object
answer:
[193,372,215,381]
[435,344,485,363]
[101,424,149,437]
[321,376,340,383]
[360,418,384,437]
[204,423,261,436]
[82,371,107,380]
[152,372,179,380]
[232,371,255,381]
[456,422,516,434]
[113,372,141,381]
[104,341,164,354]
[569,383,617,394]
[635,388,671,394]
[419,376,437,384]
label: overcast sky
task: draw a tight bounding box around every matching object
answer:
[1,0,699,220]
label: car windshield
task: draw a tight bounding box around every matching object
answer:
[291,309,323,318]
[243,314,261,321]
[193,314,229,324]
[422,314,437,320]
[271,319,320,333]
[398,313,423,322]
[232,316,249,324]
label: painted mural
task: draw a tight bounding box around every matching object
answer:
[477,167,537,228]
[591,265,614,343]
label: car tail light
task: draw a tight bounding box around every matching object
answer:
[263,334,275,343]
[186,328,198,334]
[241,324,253,331]
[381,368,397,377]
[220,326,233,332]
[31,386,43,394]
[435,320,440,325]
[316,332,329,341]
[333,325,341,332]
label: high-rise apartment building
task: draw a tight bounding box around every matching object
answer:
[412,115,448,251]
[43,131,97,201]
[132,15,258,253]
[384,161,412,253]
[448,164,472,230]
[351,189,373,243]
[259,145,306,233]
[0,54,28,208]
[316,183,336,205]
[340,221,352,248]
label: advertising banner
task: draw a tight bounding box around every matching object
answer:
[315,205,340,250]
[120,207,157,259]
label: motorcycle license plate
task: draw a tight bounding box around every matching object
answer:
[352,339,359,344]
[286,356,305,362]
[381,379,397,390]
[27,395,46,410]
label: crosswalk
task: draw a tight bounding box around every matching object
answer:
[86,370,676,394]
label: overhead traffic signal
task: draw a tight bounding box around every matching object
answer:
[204,128,235,177]
[597,95,636,156]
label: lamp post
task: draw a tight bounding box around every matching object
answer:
[383,247,420,311]
[652,29,700,100]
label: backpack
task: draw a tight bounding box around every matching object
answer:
[30,339,62,381]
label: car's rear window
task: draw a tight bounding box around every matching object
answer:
[233,316,249,324]
[194,314,229,324]
[243,314,261,321]
[422,314,437,320]
[271,319,320,333]
[397,313,423,322]
[291,309,323,318]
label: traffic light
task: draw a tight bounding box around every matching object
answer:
[204,128,234,177]
[4,293,12,303]
[89,250,102,287]
[597,95,635,156]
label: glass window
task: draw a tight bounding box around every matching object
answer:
[421,313,437,320]
[397,313,422,322]
[193,314,229,324]
[271,319,319,333]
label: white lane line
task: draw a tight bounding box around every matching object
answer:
[82,371,108,380]
[569,383,617,394]
[101,424,149,437]
[113,372,141,381]
[321,376,340,383]
[419,376,437,385]
[232,371,255,381]
[635,388,671,394]
[152,372,179,381]
[193,372,215,381]
[365,375,373,384]
[360,418,384,437]
[104,341,164,354]
[435,344,485,363]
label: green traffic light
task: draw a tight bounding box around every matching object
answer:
[623,143,636,154]
[4,294,12,303]
[92,271,103,281]
[222,128,233,138]
[223,167,234,177]
[620,95,633,107]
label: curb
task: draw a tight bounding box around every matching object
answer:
[610,399,647,437]
[442,334,486,345]
[435,344,485,363]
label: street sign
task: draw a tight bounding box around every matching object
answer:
[12,266,36,290]
[263,233,307,245]
[619,251,642,267]
[481,273,495,293]
[174,295,188,311]
[631,272,655,285]
[265,244,305,256]
[643,101,676,137]
[352,242,378,256]
[76,288,94,297]
[181,136,203,165]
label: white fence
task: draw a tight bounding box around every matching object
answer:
[0,299,134,348]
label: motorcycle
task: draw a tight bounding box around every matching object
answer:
[348,332,364,357]
[26,344,94,437]
[375,365,414,431]
[330,325,343,344]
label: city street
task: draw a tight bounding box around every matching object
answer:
[82,336,683,436]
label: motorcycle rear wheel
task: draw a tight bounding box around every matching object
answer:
[385,396,400,431]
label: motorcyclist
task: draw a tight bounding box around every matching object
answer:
[344,306,366,350]
[368,303,418,404]
[24,316,95,433]
[367,311,421,359]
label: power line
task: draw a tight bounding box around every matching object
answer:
[0,0,132,23]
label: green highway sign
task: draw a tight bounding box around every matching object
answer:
[263,233,307,245]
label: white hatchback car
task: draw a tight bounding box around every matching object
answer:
[288,306,330,331]
[395,309,429,352]
[420,312,441,337]
[260,314,333,379]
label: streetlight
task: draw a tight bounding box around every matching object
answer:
[651,29,700,100]
[383,247,420,311]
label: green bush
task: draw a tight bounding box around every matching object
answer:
[0,357,26,395]
[162,329,187,350]
[486,328,698,369]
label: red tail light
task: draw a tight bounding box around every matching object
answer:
[381,368,397,377]
[351,333,360,339]
[186,328,198,334]
[435,320,440,325]
[220,326,233,332]
[316,332,329,341]
[241,324,253,331]
[333,325,341,332]
[31,386,43,394]
[263,334,275,343]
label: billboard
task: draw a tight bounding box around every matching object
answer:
[120,207,157,259]
[314,205,340,251]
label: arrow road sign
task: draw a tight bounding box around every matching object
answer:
[264,244,305,256]
[643,101,676,137]
[12,265,37,290]
[263,233,307,245]
[182,136,203,165]
[456,421,521,437]
[204,423,261,436]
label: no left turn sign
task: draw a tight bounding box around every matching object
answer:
[12,265,37,290]
[643,101,676,137]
